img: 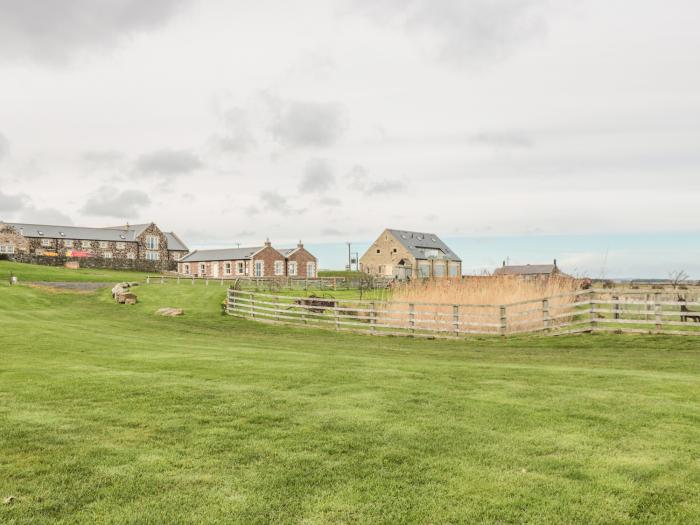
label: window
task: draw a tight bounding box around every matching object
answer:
[449,263,460,277]
[418,263,431,278]
[306,262,315,277]
[103,252,113,259]
[237,261,245,275]
[64,239,74,248]
[41,239,51,247]
[146,235,159,250]
[99,241,108,249]
[145,251,160,261]
[418,247,444,259]
[183,263,190,275]
[116,242,125,250]
[199,263,206,275]
[81,240,91,249]
[376,249,380,254]
[288,261,297,276]
[274,260,284,276]
[0,243,14,254]
[225,262,232,275]
[127,252,135,260]
[433,263,446,277]
[254,260,264,277]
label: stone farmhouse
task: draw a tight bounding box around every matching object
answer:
[360,228,462,279]
[0,222,188,270]
[178,239,317,278]
[493,260,569,280]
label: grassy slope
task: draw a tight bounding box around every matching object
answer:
[0,260,155,283]
[1,282,699,524]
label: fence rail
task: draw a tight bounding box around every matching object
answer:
[146,274,393,290]
[225,288,700,338]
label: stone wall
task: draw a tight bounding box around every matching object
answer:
[9,254,174,272]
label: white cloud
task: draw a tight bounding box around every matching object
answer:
[134,149,203,177]
[300,158,335,193]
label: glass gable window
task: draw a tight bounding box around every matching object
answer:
[274,260,284,276]
[146,236,159,250]
[418,263,431,278]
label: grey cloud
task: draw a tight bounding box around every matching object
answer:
[300,158,335,194]
[347,164,405,195]
[81,186,151,218]
[23,207,73,225]
[349,0,550,66]
[0,0,191,64]
[260,191,291,214]
[0,191,72,224]
[0,190,30,212]
[469,131,534,149]
[319,196,342,207]
[213,107,257,154]
[135,149,203,177]
[0,133,9,160]
[269,99,345,148]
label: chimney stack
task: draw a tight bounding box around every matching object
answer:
[264,237,271,248]
[553,258,557,268]
[297,240,304,249]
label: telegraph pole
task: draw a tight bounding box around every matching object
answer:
[346,242,351,271]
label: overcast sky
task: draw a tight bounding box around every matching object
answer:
[1,1,699,275]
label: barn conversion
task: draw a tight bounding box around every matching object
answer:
[178,239,317,278]
[359,228,462,279]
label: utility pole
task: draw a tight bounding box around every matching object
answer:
[346,242,351,271]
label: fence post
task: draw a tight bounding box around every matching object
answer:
[500,306,507,336]
[453,305,459,336]
[409,303,415,334]
[654,292,662,333]
[177,276,180,284]
[542,299,550,332]
[334,305,340,331]
[221,278,224,286]
[228,289,235,313]
[160,276,164,285]
[370,302,376,334]
[206,278,209,287]
[612,295,620,320]
[589,290,596,332]
[250,292,255,319]
[645,293,651,321]
[146,276,150,284]
[191,277,195,285]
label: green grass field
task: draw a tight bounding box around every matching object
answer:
[1,266,700,523]
[0,260,154,283]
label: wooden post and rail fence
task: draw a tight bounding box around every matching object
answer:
[225,288,700,339]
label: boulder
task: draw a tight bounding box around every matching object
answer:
[156,307,184,317]
[117,292,137,305]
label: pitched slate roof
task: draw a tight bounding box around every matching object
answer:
[387,229,461,262]
[494,264,557,276]
[7,222,188,251]
[179,247,263,263]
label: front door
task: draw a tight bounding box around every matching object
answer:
[211,262,219,278]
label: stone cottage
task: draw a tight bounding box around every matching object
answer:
[1,221,188,270]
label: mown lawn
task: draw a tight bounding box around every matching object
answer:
[1,279,699,524]
[0,260,154,283]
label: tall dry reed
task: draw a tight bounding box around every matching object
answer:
[380,276,581,334]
